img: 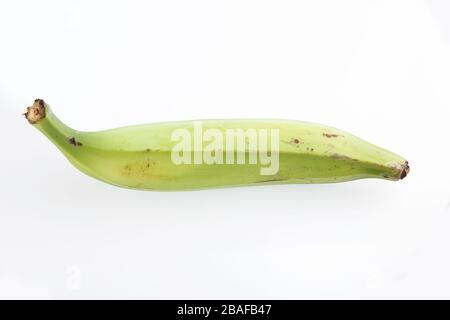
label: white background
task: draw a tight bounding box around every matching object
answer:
[1,0,450,299]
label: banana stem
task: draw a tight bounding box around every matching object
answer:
[24,99,78,155]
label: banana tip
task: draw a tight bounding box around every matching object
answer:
[23,99,46,124]
[399,161,410,180]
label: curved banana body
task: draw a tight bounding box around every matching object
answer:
[24,99,409,190]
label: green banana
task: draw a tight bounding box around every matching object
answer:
[24,99,409,190]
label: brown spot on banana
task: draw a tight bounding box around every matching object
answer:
[68,137,83,146]
[323,133,343,138]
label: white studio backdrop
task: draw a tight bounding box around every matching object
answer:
[0,0,449,299]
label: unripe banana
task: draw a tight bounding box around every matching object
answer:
[24,99,409,190]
